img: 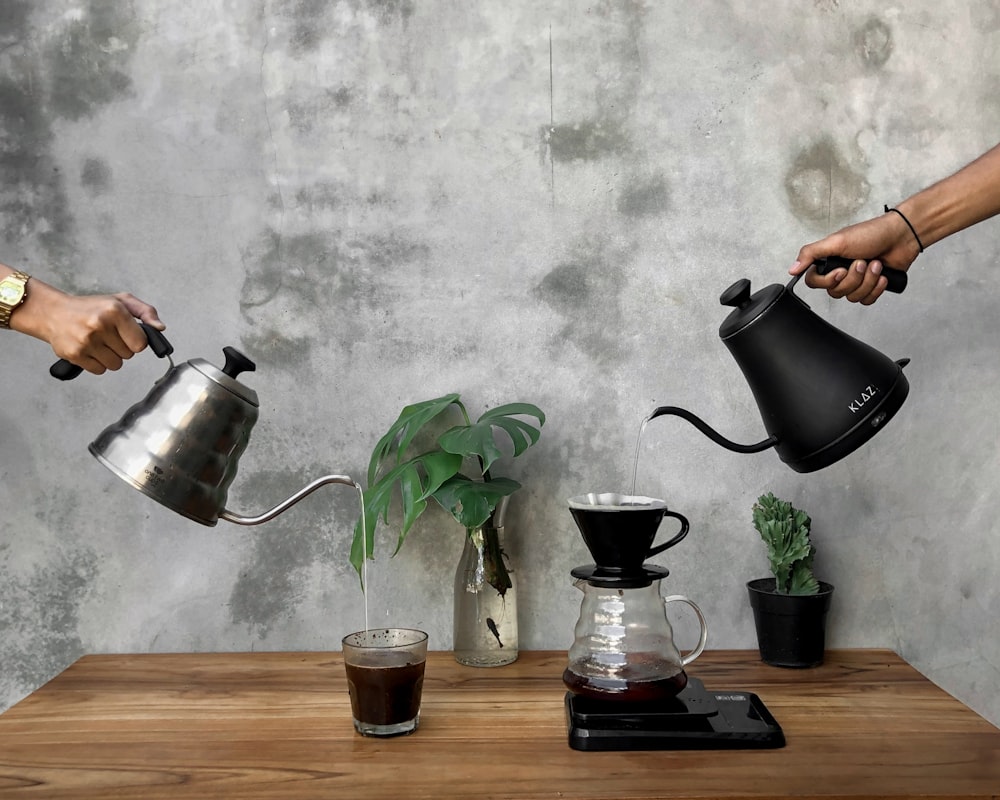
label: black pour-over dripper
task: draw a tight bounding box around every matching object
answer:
[568,492,688,583]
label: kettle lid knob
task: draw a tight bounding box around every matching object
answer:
[718,278,785,340]
[720,278,752,308]
[221,347,256,379]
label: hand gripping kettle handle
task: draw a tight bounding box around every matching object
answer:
[812,255,908,293]
[49,324,174,380]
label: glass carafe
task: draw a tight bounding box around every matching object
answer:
[563,575,707,702]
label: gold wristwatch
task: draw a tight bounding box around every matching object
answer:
[0,270,31,328]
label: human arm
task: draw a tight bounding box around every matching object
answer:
[790,142,1000,304]
[1,263,165,374]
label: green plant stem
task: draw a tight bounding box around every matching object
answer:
[476,522,512,597]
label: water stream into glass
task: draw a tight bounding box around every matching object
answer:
[353,483,369,634]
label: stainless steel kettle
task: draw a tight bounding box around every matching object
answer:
[51,328,357,525]
[648,258,910,473]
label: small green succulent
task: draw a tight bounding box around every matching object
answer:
[751,492,820,595]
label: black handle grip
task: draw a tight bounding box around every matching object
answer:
[49,323,174,381]
[49,359,84,381]
[813,256,908,294]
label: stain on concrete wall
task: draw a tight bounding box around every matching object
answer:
[616,170,670,218]
[785,138,869,225]
[0,0,142,280]
[228,466,358,636]
[0,533,98,701]
[0,61,73,272]
[45,1,139,121]
[545,120,631,163]
[536,238,631,364]
[80,158,113,195]
[853,16,893,71]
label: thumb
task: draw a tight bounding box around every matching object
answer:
[116,293,165,331]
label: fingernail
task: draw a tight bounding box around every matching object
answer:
[789,260,801,274]
[855,260,866,273]
[871,261,882,275]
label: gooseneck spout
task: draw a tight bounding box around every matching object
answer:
[646,406,778,454]
[219,474,360,526]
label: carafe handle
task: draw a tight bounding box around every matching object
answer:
[648,510,689,557]
[662,594,708,667]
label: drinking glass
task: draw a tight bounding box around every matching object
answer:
[342,628,428,737]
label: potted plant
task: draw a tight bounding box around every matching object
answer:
[352,393,545,667]
[746,492,834,668]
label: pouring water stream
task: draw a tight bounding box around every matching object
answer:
[354,483,369,634]
[631,415,650,496]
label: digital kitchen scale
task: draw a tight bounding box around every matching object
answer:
[565,677,785,751]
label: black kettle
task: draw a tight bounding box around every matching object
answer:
[650,258,910,473]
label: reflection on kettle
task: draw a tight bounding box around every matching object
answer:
[647,269,910,473]
[52,328,358,526]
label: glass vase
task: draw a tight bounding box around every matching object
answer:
[453,497,518,667]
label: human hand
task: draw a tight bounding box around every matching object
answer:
[37,288,165,375]
[790,213,920,305]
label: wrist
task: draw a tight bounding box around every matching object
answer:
[894,197,926,243]
[897,177,972,249]
[8,277,70,343]
[883,205,924,252]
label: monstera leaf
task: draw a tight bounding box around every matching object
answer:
[438,403,545,473]
[351,449,463,574]
[351,395,545,582]
[431,474,521,529]
[366,394,464,485]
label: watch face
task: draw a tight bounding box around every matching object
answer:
[0,282,23,304]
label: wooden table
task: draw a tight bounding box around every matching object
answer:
[1,649,998,799]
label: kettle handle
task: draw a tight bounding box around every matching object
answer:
[807,256,908,294]
[49,324,174,381]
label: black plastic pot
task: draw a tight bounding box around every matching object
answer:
[747,579,834,668]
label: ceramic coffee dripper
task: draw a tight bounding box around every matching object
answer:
[568,492,689,575]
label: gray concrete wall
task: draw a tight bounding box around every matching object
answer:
[2,0,998,726]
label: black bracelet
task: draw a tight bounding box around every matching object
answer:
[884,204,924,252]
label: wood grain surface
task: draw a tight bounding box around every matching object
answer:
[0,649,998,799]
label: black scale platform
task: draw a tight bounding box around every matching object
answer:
[565,677,785,751]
